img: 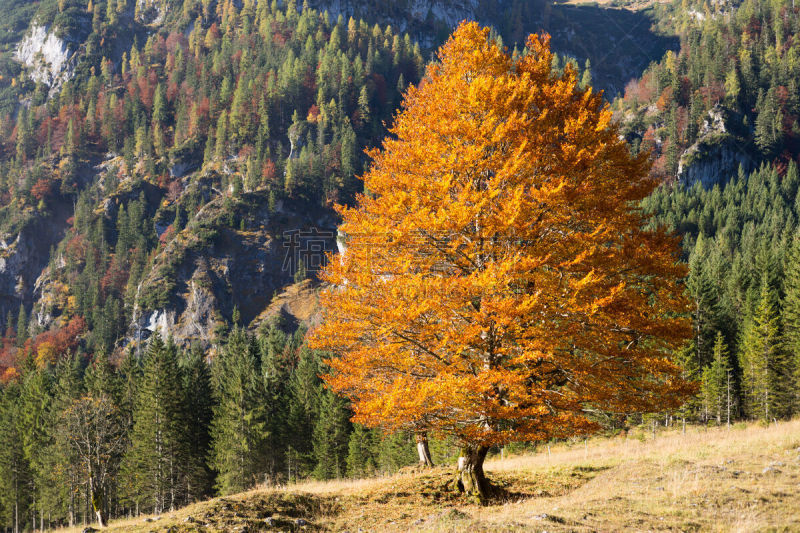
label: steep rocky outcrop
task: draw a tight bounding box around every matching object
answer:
[678,106,753,188]
[14,24,80,92]
[0,202,72,328]
[127,191,337,353]
[136,0,169,25]
[309,0,478,44]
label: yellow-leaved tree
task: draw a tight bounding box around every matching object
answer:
[309,22,693,501]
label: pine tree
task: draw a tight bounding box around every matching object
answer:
[312,389,351,480]
[701,332,732,424]
[738,281,779,420]
[210,328,267,495]
[179,346,214,502]
[121,334,184,514]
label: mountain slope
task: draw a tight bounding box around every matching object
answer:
[0,0,681,361]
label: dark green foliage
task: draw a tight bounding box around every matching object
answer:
[0,382,31,533]
[312,389,350,480]
[701,333,733,425]
[179,346,214,502]
[646,162,800,422]
[209,327,267,495]
[346,424,377,478]
[121,334,185,514]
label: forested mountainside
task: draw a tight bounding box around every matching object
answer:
[622,0,800,424]
[0,0,424,361]
[0,0,660,375]
[0,0,800,530]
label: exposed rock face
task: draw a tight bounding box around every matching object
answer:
[312,0,478,27]
[308,0,478,46]
[15,24,79,92]
[678,106,753,188]
[136,0,168,25]
[0,207,71,330]
[127,191,337,352]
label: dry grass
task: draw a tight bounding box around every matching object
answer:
[55,419,800,532]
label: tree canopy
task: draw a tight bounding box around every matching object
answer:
[310,22,694,500]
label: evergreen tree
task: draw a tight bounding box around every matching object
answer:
[258,322,290,482]
[738,281,779,420]
[312,389,351,480]
[15,305,27,347]
[210,328,267,494]
[783,232,800,413]
[346,425,376,478]
[50,355,84,527]
[121,334,184,514]
[179,346,214,502]
[0,383,31,533]
[286,346,319,479]
[19,365,53,531]
[701,332,732,425]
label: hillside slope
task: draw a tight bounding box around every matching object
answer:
[60,419,800,532]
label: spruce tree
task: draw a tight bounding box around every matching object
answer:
[258,323,290,482]
[346,425,376,478]
[0,382,31,533]
[15,305,27,347]
[701,332,732,425]
[287,346,319,479]
[738,281,779,420]
[19,364,53,531]
[783,232,800,414]
[121,334,184,514]
[179,346,214,502]
[210,328,267,494]
[312,389,351,480]
[50,355,84,527]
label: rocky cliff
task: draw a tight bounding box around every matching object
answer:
[678,106,753,188]
[14,24,80,92]
[127,187,337,353]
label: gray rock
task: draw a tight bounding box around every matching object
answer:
[677,105,752,188]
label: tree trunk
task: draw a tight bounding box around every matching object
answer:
[90,478,107,528]
[454,445,490,503]
[416,433,434,467]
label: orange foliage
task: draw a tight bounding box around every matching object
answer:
[656,86,673,112]
[0,366,19,384]
[262,159,277,182]
[30,316,86,362]
[309,23,693,449]
[31,178,54,201]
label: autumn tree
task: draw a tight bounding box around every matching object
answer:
[61,394,125,527]
[310,22,693,501]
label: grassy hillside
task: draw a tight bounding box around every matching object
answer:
[58,419,800,532]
